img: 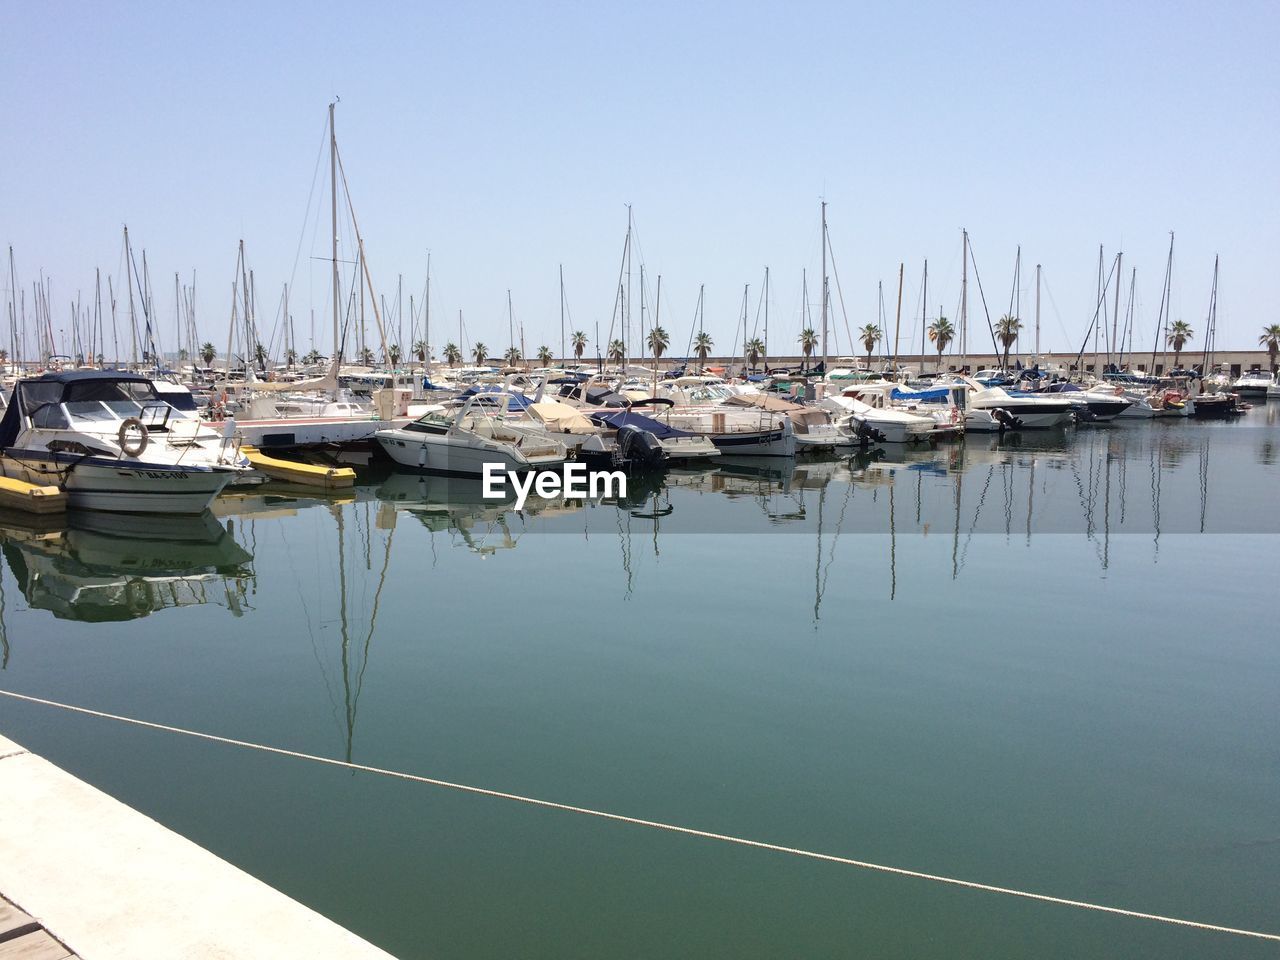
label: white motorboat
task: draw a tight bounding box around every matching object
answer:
[962,384,1076,431]
[819,394,938,444]
[1231,369,1276,398]
[375,391,567,476]
[0,370,252,513]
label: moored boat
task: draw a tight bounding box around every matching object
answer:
[0,371,252,513]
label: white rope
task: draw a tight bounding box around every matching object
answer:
[2,688,1276,943]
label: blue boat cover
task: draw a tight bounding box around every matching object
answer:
[890,386,952,403]
[588,410,699,439]
[457,386,532,410]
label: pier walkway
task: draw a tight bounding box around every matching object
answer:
[0,732,396,960]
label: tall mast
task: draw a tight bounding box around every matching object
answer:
[125,226,139,367]
[762,265,769,369]
[1035,263,1041,357]
[820,201,828,376]
[507,289,514,360]
[741,283,749,374]
[7,246,18,368]
[558,263,564,364]
[1110,251,1122,372]
[1093,244,1103,377]
[892,262,904,369]
[1204,255,1219,372]
[425,252,431,373]
[920,259,928,372]
[330,102,340,368]
[960,229,968,363]
[624,206,632,373]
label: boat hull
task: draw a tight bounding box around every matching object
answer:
[0,453,237,514]
[375,429,563,476]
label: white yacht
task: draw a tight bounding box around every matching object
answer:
[819,394,938,444]
[960,383,1076,431]
[1231,369,1275,398]
[0,371,252,513]
[375,391,567,476]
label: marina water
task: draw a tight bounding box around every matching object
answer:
[0,406,1277,958]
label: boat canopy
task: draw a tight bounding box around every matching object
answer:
[890,386,954,403]
[723,393,803,412]
[588,410,699,439]
[527,401,597,434]
[0,371,159,448]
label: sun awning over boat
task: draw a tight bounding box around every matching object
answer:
[890,386,953,403]
[723,393,803,412]
[588,410,699,439]
[527,401,597,434]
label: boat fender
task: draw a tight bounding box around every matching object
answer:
[118,417,148,457]
[418,443,428,468]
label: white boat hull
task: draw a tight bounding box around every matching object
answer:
[0,454,237,513]
[375,429,563,476]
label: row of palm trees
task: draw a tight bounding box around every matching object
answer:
[192,320,1280,374]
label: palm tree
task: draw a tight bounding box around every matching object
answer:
[0,349,8,365]
[303,349,322,365]
[444,342,462,366]
[607,339,625,366]
[284,348,297,368]
[693,331,714,371]
[647,326,670,363]
[387,343,402,366]
[928,317,955,372]
[503,345,522,366]
[413,339,428,363]
[745,336,765,372]
[858,323,881,367]
[571,330,588,362]
[537,345,554,366]
[1167,320,1194,369]
[995,314,1023,370]
[798,328,818,367]
[178,347,189,362]
[253,342,268,371]
[358,346,375,366]
[1259,324,1280,372]
[472,342,488,365]
[200,342,216,366]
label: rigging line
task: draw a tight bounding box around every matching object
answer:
[0,689,1273,944]
[287,115,331,304]
[823,226,855,358]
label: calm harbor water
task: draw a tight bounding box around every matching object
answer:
[1,405,1278,958]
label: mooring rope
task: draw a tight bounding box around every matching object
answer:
[1,688,1275,943]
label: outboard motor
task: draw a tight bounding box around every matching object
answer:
[616,424,666,471]
[991,407,1022,431]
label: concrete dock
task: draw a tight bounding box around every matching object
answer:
[0,733,396,960]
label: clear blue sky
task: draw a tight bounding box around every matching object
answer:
[3,0,1277,361]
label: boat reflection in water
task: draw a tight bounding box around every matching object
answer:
[0,510,253,622]
[375,470,586,555]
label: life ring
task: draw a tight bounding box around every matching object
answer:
[118,417,148,457]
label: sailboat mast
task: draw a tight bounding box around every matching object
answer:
[330,102,340,368]
[892,262,904,369]
[1035,263,1041,357]
[763,265,769,369]
[960,228,968,363]
[558,263,564,364]
[1110,251,1122,372]
[920,259,928,373]
[425,252,431,373]
[820,201,828,376]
